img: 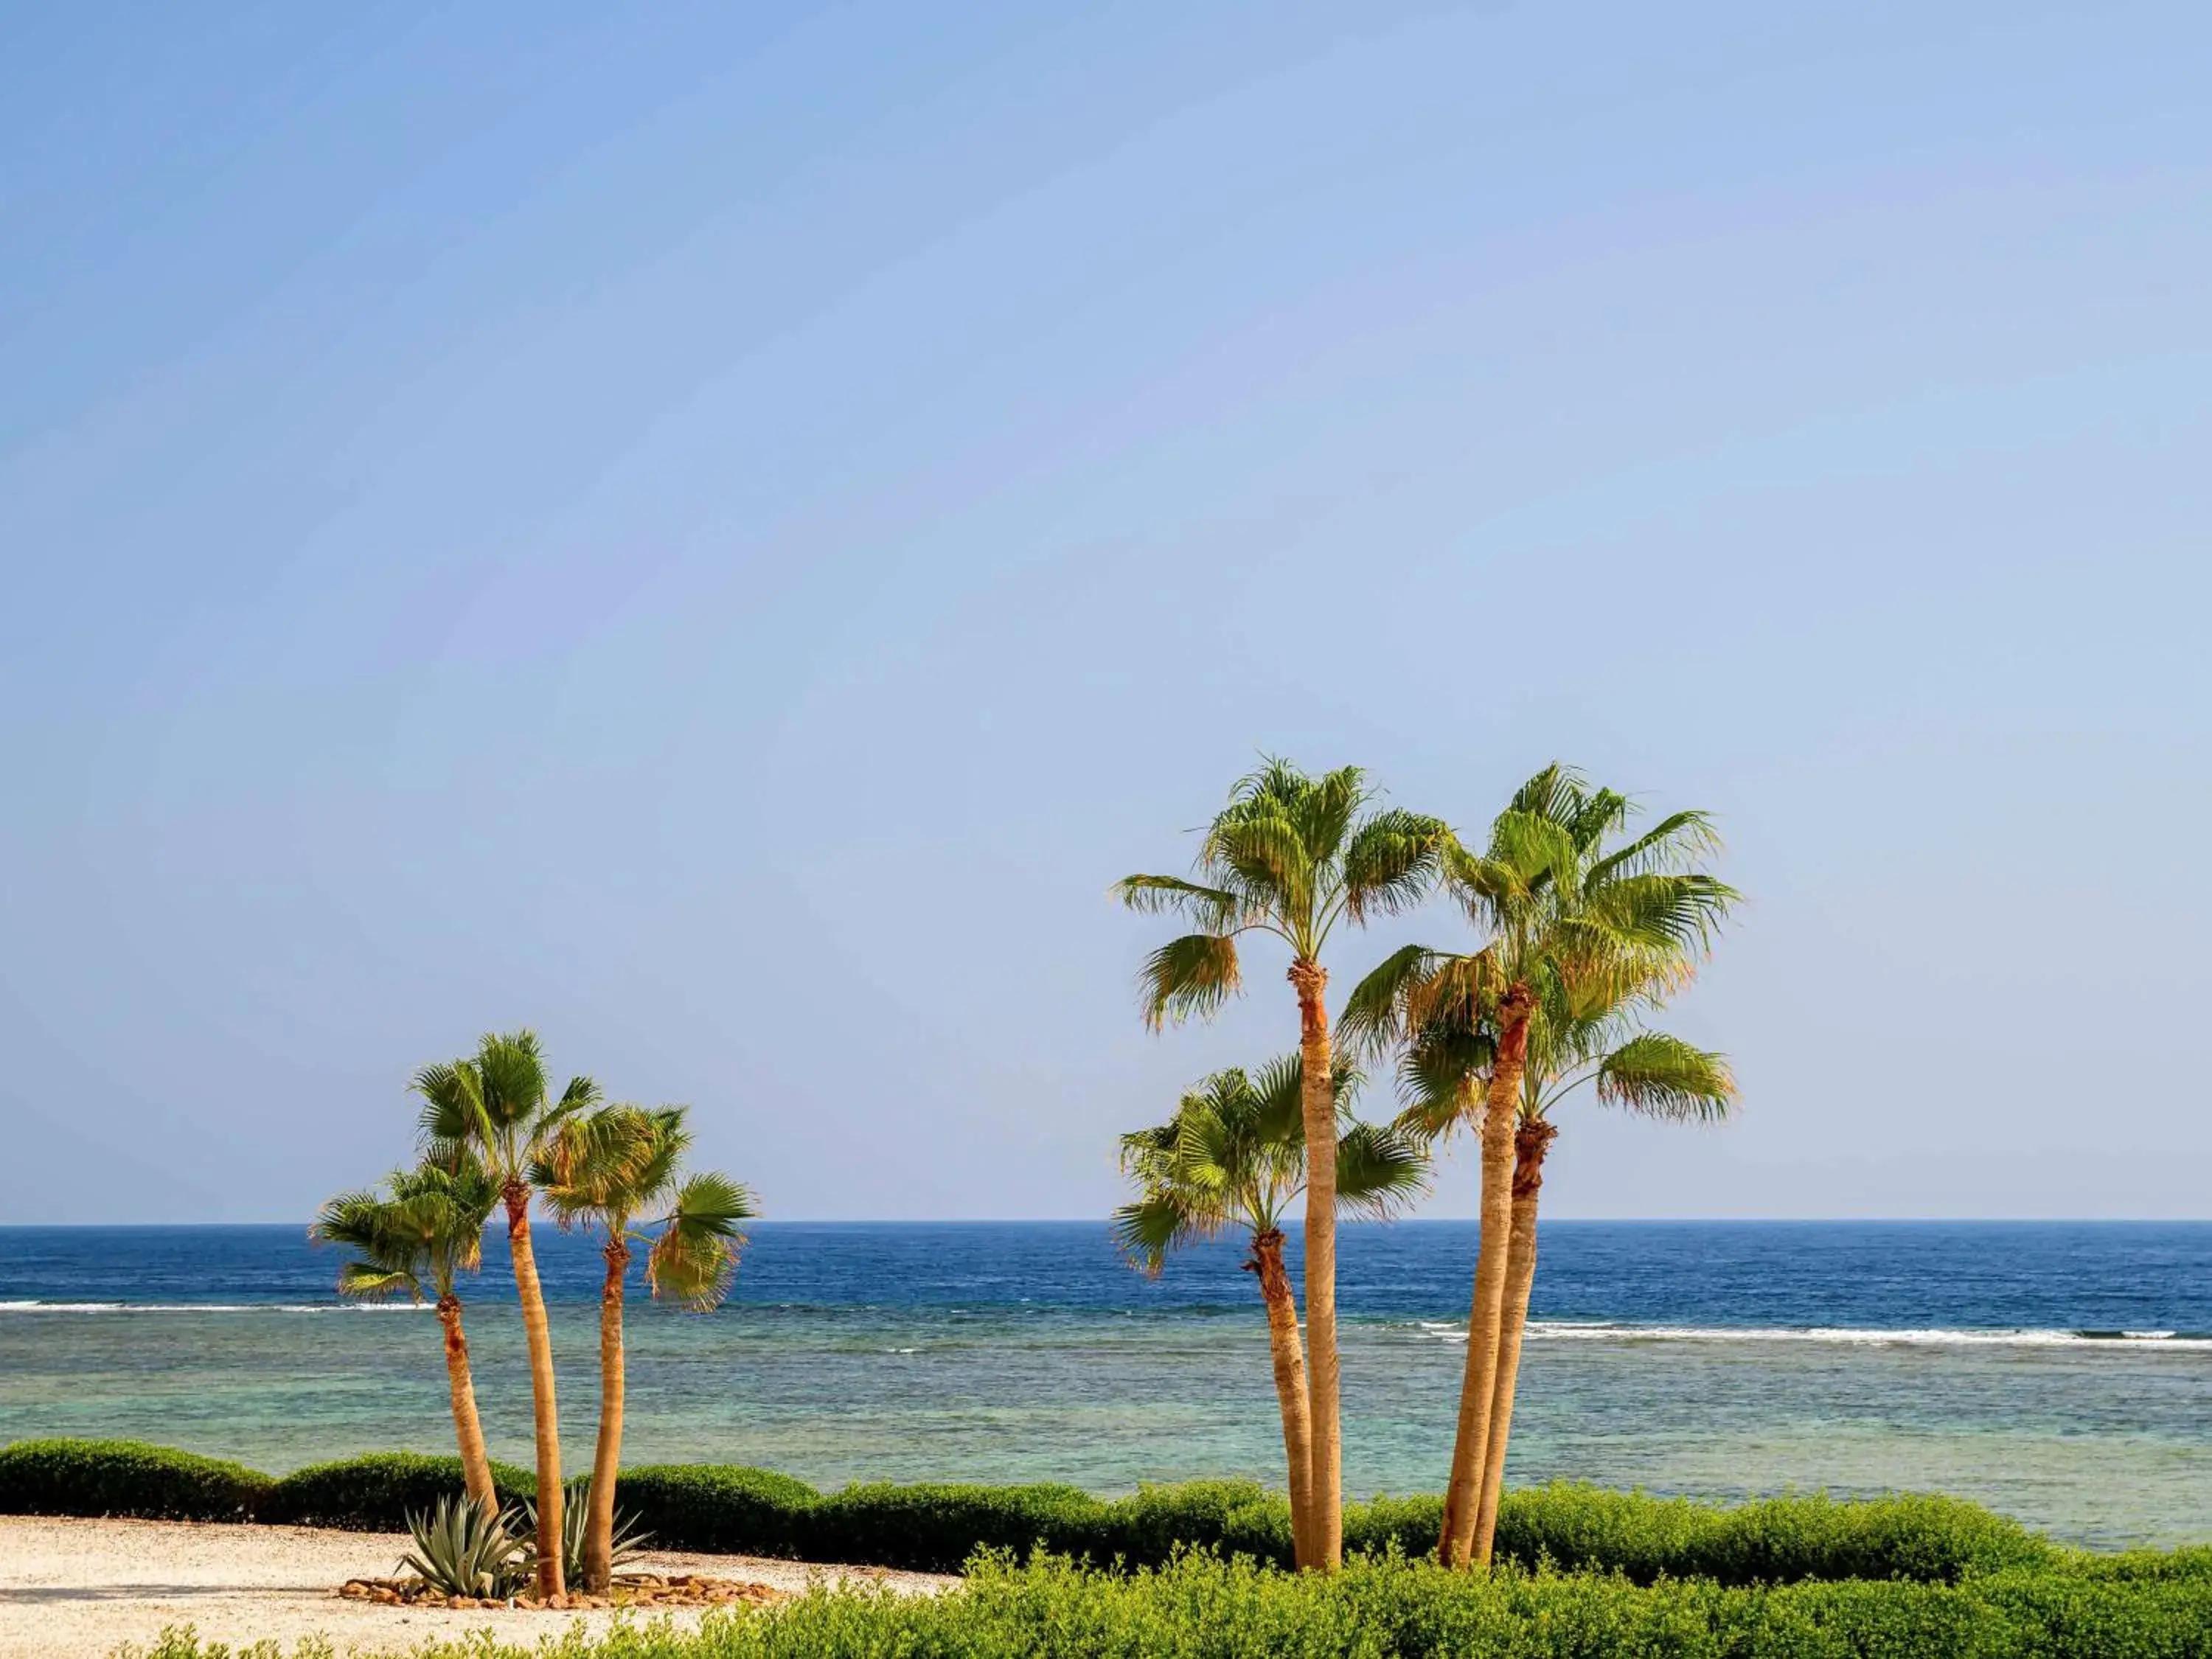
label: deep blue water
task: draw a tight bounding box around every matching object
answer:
[8,1220,2211,1332]
[4,1222,2210,1546]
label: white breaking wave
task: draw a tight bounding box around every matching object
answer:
[1406,1319,2212,1350]
[0,1300,432,1315]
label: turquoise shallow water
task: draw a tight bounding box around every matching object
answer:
[3,1222,2208,1548]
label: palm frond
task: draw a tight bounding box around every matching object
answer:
[1245,1053,1307,1145]
[411,1062,483,1155]
[1596,1032,1737,1123]
[1242,1049,1360,1141]
[1394,1020,1492,1128]
[414,1032,611,1192]
[1483,807,1584,901]
[336,1263,422,1302]
[312,1189,397,1253]
[1121,759,1453,1035]
[317,1150,499,1302]
[1111,1192,1214,1276]
[1564,785,1633,852]
[532,1103,666,1228]
[646,1172,753,1310]
[1113,874,1243,929]
[1585,809,1722,883]
[1335,1122,1430,1217]
[1291,763,1370,866]
[1506,762,1585,822]
[1578,871,1738,957]
[1135,932,1243,1029]
[1338,943,1439,1054]
[1340,810,1450,922]
[474,1031,550,1134]
[1202,813,1312,918]
[1117,1047,1403,1272]
[1439,842,1534,918]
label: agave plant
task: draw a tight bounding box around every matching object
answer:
[521,1476,653,1584]
[397,1492,529,1599]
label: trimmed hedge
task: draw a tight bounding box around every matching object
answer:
[260,1451,538,1531]
[1492,1484,2059,1585]
[610,1463,821,1556]
[594,1474,2061,1582]
[0,1439,270,1522]
[128,1548,2212,1659]
[0,1437,2106,1587]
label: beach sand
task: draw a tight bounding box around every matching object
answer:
[0,1515,954,1658]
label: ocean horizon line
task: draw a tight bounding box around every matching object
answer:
[6,1214,2212,1230]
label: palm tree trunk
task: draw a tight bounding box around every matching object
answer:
[1470,1117,1557,1567]
[1437,984,1532,1568]
[1248,1228,1315,1570]
[582,1236,630,1593]
[503,1180,566,1600]
[434,1295,498,1514]
[1288,957,1343,1571]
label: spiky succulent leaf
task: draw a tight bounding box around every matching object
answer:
[399,1493,529,1598]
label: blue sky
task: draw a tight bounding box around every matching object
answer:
[2,2,2206,1222]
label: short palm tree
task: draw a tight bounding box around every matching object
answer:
[532,1104,753,1592]
[1343,766,1734,1566]
[414,1030,599,1599]
[1114,1056,1426,1570]
[1116,759,1447,1569]
[311,1154,502,1511]
[1394,991,1734,1565]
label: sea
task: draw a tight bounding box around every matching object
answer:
[3,1221,2208,1549]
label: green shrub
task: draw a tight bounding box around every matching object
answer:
[1116,1478,1293,1568]
[805,1480,1113,1572]
[1489,1482,2059,1585]
[124,1548,2212,1659]
[1978,1566,2212,1657]
[0,1437,2140,1596]
[1343,1491,1444,1561]
[259,1451,535,1531]
[2049,1545,2212,1582]
[612,1463,821,1556]
[0,1439,271,1521]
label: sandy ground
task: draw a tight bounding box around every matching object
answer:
[0,1516,954,1658]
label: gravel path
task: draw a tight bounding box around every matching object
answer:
[0,1515,954,1658]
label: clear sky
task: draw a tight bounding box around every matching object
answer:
[3,3,2207,1224]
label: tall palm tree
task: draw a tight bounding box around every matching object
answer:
[1343,766,1734,1566]
[1392,996,1734,1565]
[1116,759,1447,1569]
[1113,1056,1427,1568]
[414,1029,599,1599]
[311,1155,502,1512]
[533,1104,753,1592]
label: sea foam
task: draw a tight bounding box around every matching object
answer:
[1407,1318,2212,1349]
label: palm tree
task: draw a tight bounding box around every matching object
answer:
[1113,1056,1427,1568]
[1116,759,1447,1569]
[311,1155,503,1512]
[532,1104,753,1592]
[1396,998,1734,1566]
[1343,766,1734,1565]
[414,1030,599,1599]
